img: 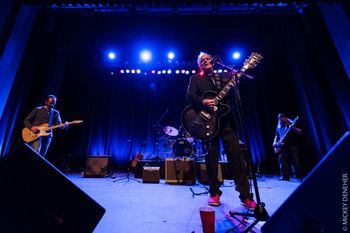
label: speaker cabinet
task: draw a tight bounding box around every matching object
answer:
[196,162,223,184]
[142,166,160,183]
[262,131,350,233]
[84,156,109,177]
[0,144,106,233]
[165,158,196,184]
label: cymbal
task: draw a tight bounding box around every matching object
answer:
[163,126,179,136]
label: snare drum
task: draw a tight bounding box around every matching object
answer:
[172,138,193,157]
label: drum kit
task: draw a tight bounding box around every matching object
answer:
[156,125,206,159]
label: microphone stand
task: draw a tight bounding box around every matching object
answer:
[215,61,269,233]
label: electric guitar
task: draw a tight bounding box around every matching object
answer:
[22,120,83,143]
[273,116,299,154]
[181,52,262,141]
[131,141,146,168]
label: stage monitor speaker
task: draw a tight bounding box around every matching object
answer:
[165,158,196,184]
[261,131,350,233]
[0,144,106,233]
[84,156,109,177]
[142,166,160,183]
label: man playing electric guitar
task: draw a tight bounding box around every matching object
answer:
[185,52,256,208]
[272,113,303,181]
[23,95,69,156]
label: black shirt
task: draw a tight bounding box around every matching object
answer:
[23,106,62,129]
[186,72,235,109]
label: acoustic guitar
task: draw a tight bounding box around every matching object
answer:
[22,120,83,143]
[131,141,146,168]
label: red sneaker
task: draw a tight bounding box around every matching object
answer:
[208,194,221,206]
[242,198,256,210]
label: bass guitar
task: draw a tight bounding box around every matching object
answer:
[181,52,262,141]
[22,120,83,143]
[273,116,299,154]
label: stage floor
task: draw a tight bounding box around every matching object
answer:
[65,172,300,233]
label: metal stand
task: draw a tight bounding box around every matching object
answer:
[112,167,141,183]
[215,60,269,233]
[113,140,141,183]
[149,109,168,160]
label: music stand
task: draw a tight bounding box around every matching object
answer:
[113,140,140,183]
[215,59,269,233]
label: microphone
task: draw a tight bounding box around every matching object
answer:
[210,55,219,65]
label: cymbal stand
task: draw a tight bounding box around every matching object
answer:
[149,108,168,160]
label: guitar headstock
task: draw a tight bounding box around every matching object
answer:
[291,116,299,125]
[242,52,263,71]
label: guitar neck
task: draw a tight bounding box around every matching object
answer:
[46,123,67,130]
[216,67,246,102]
[45,121,80,130]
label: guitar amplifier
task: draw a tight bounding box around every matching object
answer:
[196,162,223,185]
[84,156,110,177]
[165,158,196,184]
[142,166,160,183]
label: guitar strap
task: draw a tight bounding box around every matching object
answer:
[210,73,222,92]
[48,109,54,127]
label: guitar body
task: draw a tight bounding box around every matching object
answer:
[131,153,143,168]
[22,123,52,143]
[131,141,146,168]
[181,91,230,141]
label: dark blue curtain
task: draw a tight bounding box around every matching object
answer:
[1,5,349,175]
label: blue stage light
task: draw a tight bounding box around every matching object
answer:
[108,52,116,60]
[167,51,175,60]
[232,52,241,60]
[140,49,152,63]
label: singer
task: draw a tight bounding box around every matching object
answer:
[185,52,256,209]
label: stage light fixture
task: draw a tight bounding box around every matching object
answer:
[175,70,180,74]
[218,69,223,73]
[136,69,141,74]
[167,69,172,74]
[233,52,241,60]
[167,51,175,60]
[140,49,152,63]
[191,70,196,74]
[131,69,135,74]
[126,69,130,73]
[108,52,116,60]
[157,71,161,75]
[151,70,156,74]
[185,70,189,74]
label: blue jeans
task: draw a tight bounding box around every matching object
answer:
[29,136,52,157]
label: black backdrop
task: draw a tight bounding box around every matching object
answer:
[4,5,350,175]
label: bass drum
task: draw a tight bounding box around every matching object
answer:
[172,138,193,157]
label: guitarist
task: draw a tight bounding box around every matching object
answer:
[186,52,255,209]
[272,113,303,181]
[23,95,69,156]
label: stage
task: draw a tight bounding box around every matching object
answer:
[65,172,301,233]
